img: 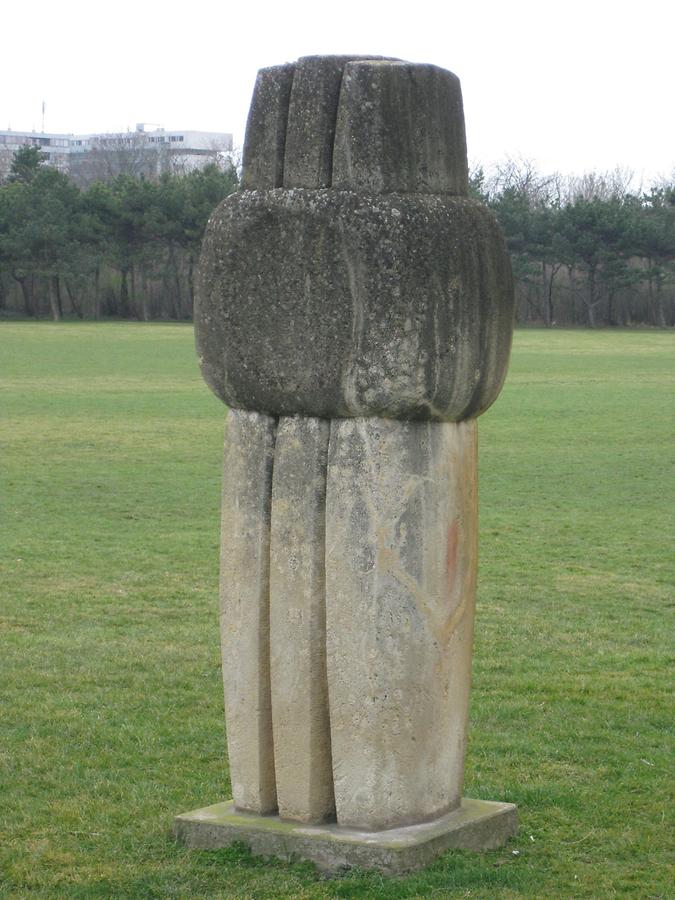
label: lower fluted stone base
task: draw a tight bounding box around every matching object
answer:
[173,798,518,875]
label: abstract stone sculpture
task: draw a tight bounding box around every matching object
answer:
[175,55,518,874]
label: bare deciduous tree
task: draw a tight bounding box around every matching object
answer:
[69,131,168,187]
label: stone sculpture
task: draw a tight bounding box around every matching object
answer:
[175,55,518,874]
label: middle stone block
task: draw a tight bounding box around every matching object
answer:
[196,189,513,423]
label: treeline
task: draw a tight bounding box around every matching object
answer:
[472,160,674,327]
[1,148,673,326]
[0,147,238,320]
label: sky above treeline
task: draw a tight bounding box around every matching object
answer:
[4,0,673,185]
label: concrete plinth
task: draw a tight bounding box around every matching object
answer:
[174,798,518,875]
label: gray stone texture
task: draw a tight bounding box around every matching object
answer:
[240,63,294,190]
[196,190,513,422]
[282,56,395,189]
[270,416,335,823]
[195,55,514,424]
[282,55,346,189]
[332,60,469,195]
[325,417,477,829]
[219,409,277,814]
[174,798,518,875]
[240,56,402,191]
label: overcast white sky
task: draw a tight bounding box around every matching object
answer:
[3,0,673,183]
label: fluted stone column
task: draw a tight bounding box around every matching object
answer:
[325,418,477,830]
[219,410,277,814]
[176,55,517,874]
[270,416,334,823]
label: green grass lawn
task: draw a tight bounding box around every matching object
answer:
[1,323,673,898]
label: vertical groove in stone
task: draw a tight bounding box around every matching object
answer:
[241,63,295,189]
[325,417,478,830]
[282,56,347,189]
[463,220,516,418]
[282,55,399,189]
[269,415,335,823]
[220,408,278,814]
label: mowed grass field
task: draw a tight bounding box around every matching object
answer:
[1,323,673,899]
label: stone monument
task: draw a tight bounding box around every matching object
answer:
[174,55,517,874]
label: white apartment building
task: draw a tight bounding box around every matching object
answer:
[0,130,72,173]
[0,124,233,182]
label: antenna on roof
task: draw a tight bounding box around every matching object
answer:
[42,101,45,133]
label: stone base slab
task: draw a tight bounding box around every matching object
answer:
[173,798,518,875]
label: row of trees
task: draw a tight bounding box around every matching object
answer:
[0,147,238,320]
[472,161,674,327]
[1,148,673,326]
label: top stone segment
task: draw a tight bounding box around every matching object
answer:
[196,56,514,422]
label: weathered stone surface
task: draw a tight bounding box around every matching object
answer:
[196,190,513,422]
[269,416,335,823]
[174,798,518,874]
[240,63,295,190]
[332,60,468,194]
[220,409,277,814]
[282,56,400,189]
[282,55,346,189]
[325,417,477,829]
